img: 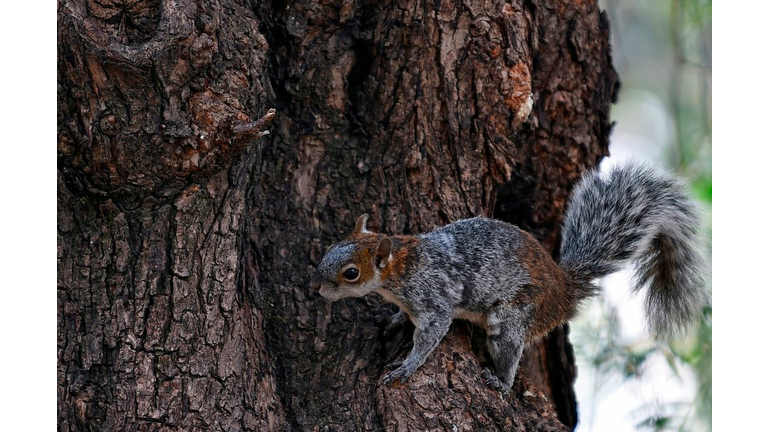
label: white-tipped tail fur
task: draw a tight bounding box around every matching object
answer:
[560,163,708,338]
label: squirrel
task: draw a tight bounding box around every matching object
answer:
[309,163,708,393]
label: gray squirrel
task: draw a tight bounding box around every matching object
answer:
[309,163,708,393]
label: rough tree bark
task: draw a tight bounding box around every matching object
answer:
[57,0,618,430]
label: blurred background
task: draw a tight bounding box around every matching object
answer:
[571,0,712,431]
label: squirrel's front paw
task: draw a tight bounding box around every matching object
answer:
[382,363,415,386]
[380,311,408,337]
[383,360,404,370]
[482,368,510,393]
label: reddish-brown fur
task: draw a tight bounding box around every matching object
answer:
[340,233,379,285]
[380,236,420,288]
[339,229,421,289]
[512,231,584,343]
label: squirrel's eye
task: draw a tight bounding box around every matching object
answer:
[342,267,360,282]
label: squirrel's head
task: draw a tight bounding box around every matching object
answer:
[310,214,392,301]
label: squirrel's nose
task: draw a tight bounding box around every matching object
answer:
[309,271,324,290]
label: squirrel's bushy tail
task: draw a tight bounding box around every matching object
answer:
[560,163,708,338]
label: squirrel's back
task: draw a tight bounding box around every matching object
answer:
[416,218,539,310]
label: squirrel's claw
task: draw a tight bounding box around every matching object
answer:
[481,368,509,393]
[382,362,414,386]
[383,360,404,370]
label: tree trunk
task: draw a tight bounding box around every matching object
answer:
[57,0,618,430]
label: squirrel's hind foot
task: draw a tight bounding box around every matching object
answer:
[482,367,511,393]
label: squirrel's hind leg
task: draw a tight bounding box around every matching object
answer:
[483,304,528,393]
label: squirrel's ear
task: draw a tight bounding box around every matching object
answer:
[353,214,370,235]
[375,237,392,269]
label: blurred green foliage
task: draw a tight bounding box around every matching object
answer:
[572,0,711,431]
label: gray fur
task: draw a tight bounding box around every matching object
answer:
[399,218,530,311]
[317,242,355,278]
[481,303,530,391]
[314,240,384,300]
[560,163,708,338]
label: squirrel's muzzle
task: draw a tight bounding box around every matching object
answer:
[309,271,324,290]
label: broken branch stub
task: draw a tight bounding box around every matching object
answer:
[232,108,277,138]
